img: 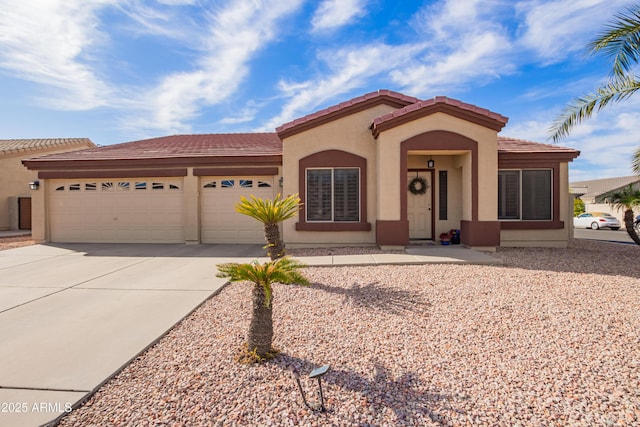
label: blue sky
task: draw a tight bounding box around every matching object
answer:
[0,0,638,181]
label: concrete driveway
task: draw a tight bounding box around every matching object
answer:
[0,243,264,427]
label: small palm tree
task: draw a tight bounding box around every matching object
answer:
[235,193,301,260]
[604,185,640,244]
[217,257,309,361]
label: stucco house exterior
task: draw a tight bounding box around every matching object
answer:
[0,138,96,231]
[23,90,579,249]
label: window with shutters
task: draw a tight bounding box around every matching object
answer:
[498,170,552,220]
[306,168,359,222]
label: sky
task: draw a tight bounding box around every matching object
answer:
[0,0,638,181]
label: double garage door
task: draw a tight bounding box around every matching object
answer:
[49,176,275,244]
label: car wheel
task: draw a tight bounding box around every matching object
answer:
[610,227,620,231]
[590,222,599,230]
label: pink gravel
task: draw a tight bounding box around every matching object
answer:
[59,239,640,426]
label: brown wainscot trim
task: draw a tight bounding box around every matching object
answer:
[295,222,371,231]
[460,220,501,246]
[38,169,188,179]
[193,167,279,176]
[24,155,282,171]
[500,221,565,230]
[296,149,370,232]
[376,220,409,246]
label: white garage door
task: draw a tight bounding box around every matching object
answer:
[201,176,275,243]
[49,179,184,243]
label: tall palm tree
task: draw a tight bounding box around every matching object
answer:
[603,185,640,244]
[235,193,301,260]
[217,257,309,360]
[549,4,640,152]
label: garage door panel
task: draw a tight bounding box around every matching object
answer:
[49,179,185,243]
[201,176,275,244]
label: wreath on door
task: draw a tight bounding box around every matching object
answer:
[408,176,428,195]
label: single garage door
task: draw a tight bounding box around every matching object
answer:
[201,176,275,243]
[49,178,184,243]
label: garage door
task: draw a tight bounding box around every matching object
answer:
[49,179,184,243]
[201,176,275,243]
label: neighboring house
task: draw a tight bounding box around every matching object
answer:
[23,90,580,249]
[0,138,96,231]
[571,176,640,225]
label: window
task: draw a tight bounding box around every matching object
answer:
[498,170,552,220]
[203,181,216,189]
[152,182,165,190]
[135,182,147,190]
[118,182,130,190]
[306,168,359,222]
[439,171,448,220]
[85,183,97,191]
[240,179,252,188]
[69,183,80,191]
[221,180,234,188]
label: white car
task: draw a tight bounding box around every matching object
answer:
[574,212,621,230]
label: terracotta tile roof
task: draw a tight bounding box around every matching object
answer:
[27,133,282,162]
[498,136,579,154]
[371,96,509,136]
[0,138,95,156]
[276,90,420,138]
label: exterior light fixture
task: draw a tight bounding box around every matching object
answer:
[427,157,435,169]
[279,176,284,187]
[293,364,330,411]
[29,180,40,190]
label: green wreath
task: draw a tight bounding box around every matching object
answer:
[408,176,428,195]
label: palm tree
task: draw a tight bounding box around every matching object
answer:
[235,193,301,260]
[549,4,640,143]
[603,185,640,244]
[217,257,309,361]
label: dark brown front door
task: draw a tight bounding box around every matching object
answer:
[18,197,32,230]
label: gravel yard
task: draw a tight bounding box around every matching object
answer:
[58,239,639,426]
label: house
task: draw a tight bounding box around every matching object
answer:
[571,175,640,224]
[22,90,580,249]
[0,138,96,231]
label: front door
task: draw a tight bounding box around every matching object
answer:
[407,171,432,239]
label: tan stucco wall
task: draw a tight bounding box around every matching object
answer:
[1,143,92,231]
[500,163,573,247]
[282,104,397,246]
[376,112,498,222]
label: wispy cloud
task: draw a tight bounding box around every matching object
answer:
[131,0,303,133]
[0,0,115,110]
[261,42,424,130]
[311,0,367,32]
[515,0,633,64]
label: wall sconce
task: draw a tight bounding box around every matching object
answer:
[29,180,40,190]
[293,364,330,411]
[427,157,435,169]
[279,176,284,187]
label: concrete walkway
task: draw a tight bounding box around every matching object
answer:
[0,243,498,426]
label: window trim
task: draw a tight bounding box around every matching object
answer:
[296,150,371,232]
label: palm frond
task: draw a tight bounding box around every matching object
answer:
[216,256,309,306]
[235,193,301,224]
[633,146,640,176]
[589,4,640,77]
[549,76,640,142]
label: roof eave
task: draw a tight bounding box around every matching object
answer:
[371,103,508,138]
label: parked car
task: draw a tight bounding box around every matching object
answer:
[574,212,621,230]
